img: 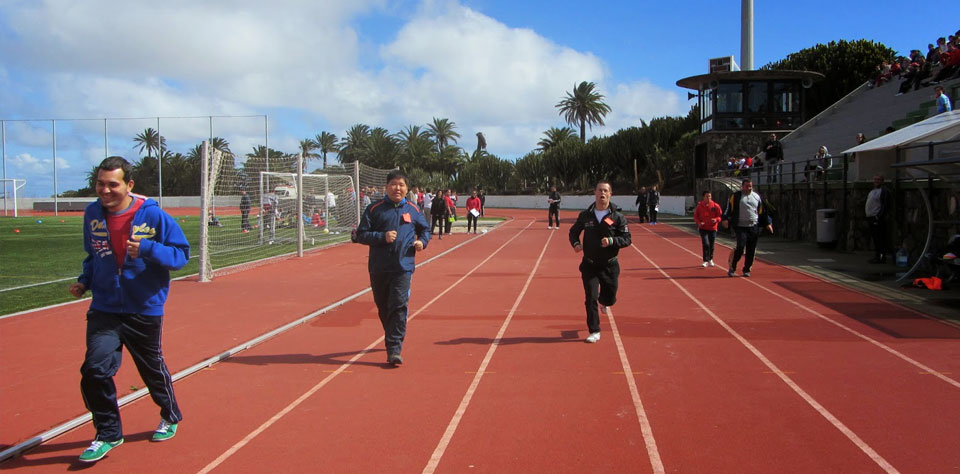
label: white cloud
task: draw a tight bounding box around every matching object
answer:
[1,0,687,168]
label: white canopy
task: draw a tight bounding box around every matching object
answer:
[844,110,960,154]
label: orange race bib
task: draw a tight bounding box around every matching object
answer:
[402,213,412,223]
[603,217,614,226]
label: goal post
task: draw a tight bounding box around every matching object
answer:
[0,178,26,217]
[198,148,395,281]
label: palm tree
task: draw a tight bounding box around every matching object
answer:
[397,125,432,170]
[312,131,338,169]
[538,127,577,151]
[338,124,371,164]
[555,81,612,143]
[210,137,232,155]
[298,139,320,171]
[426,117,460,154]
[132,128,166,158]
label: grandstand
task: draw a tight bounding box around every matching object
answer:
[780,76,960,179]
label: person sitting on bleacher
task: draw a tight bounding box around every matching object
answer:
[928,43,960,85]
[927,43,941,66]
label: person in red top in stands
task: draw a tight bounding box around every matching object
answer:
[465,189,482,234]
[694,190,723,267]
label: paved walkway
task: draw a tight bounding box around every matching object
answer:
[661,216,960,324]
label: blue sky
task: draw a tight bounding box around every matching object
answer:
[0,0,956,197]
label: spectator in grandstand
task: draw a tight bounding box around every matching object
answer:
[647,184,660,225]
[762,133,783,183]
[444,189,456,234]
[466,189,482,234]
[635,186,649,223]
[69,156,188,462]
[935,85,953,114]
[354,170,430,366]
[928,44,960,85]
[694,190,723,267]
[856,132,867,145]
[938,37,949,54]
[896,58,925,95]
[721,178,772,278]
[865,174,892,264]
[568,180,631,344]
[430,190,448,239]
[239,189,252,233]
[814,146,832,181]
[927,43,941,66]
[547,185,562,229]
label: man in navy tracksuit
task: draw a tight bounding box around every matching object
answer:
[354,170,431,366]
[69,156,189,462]
[569,181,632,343]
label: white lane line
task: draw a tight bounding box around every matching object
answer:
[605,306,666,474]
[631,244,900,474]
[641,226,960,390]
[422,229,554,474]
[197,220,535,474]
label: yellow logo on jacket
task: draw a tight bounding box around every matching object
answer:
[89,219,108,237]
[132,223,157,239]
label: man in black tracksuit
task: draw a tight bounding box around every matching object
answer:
[569,181,632,343]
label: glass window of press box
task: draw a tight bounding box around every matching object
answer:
[699,80,801,132]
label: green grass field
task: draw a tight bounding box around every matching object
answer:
[0,214,349,315]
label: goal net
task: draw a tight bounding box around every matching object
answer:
[197,142,394,281]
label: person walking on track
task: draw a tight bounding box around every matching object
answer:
[70,156,190,463]
[721,178,773,277]
[647,185,660,224]
[353,170,431,366]
[635,186,648,223]
[547,185,562,229]
[466,189,482,234]
[694,190,723,267]
[569,181,632,343]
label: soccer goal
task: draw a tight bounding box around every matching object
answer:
[197,141,394,281]
[0,179,26,217]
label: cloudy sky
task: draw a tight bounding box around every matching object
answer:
[0,0,954,197]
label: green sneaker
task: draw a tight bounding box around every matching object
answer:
[151,419,178,442]
[78,438,123,462]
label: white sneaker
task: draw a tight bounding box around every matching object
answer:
[709,260,715,267]
[585,332,601,343]
[702,261,708,267]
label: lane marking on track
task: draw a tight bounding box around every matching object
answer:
[631,243,901,474]
[422,228,554,474]
[606,306,666,474]
[2,223,505,463]
[640,225,960,391]
[197,220,536,474]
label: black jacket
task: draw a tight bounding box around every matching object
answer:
[548,191,561,210]
[635,191,648,207]
[569,203,632,264]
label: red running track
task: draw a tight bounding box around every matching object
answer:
[2,209,960,473]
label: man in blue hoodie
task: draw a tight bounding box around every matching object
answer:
[69,156,190,462]
[353,170,431,366]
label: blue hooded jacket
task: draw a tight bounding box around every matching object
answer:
[354,197,430,273]
[79,195,190,316]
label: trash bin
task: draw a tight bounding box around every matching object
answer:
[816,209,837,249]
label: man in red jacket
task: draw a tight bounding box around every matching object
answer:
[694,190,723,267]
[465,189,482,234]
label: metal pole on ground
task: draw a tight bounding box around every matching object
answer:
[52,120,58,217]
[199,141,211,282]
[2,120,6,216]
[157,117,163,208]
[104,119,108,158]
[297,152,304,257]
